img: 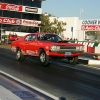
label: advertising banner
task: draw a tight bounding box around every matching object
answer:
[21,19,41,27]
[0,2,22,12]
[0,17,22,25]
[0,2,42,14]
[22,6,42,14]
[0,17,41,27]
[81,25,100,31]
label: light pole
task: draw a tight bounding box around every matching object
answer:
[39,26,40,32]
[80,8,83,20]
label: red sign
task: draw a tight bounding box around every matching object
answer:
[0,17,22,25]
[81,25,100,31]
[0,2,22,12]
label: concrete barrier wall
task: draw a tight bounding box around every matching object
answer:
[95,46,100,54]
[76,41,100,54]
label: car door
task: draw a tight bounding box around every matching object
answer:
[24,34,36,56]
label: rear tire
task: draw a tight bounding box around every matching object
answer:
[16,49,25,62]
[39,49,49,66]
[67,56,78,64]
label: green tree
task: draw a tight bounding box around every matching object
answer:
[85,31,96,36]
[40,14,66,35]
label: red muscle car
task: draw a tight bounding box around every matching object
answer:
[11,32,84,66]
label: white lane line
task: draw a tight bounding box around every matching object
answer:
[0,70,59,100]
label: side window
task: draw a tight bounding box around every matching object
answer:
[31,34,36,41]
[38,34,45,40]
[25,35,32,41]
[24,34,36,41]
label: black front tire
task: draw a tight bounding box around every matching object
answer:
[16,49,25,62]
[67,56,78,64]
[39,49,49,66]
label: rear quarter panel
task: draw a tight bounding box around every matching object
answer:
[11,38,25,52]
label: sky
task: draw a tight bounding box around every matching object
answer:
[42,0,100,20]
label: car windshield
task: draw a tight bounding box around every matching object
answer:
[38,34,62,42]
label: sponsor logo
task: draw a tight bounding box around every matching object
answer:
[82,20,100,25]
[81,25,100,31]
[2,18,15,24]
[0,17,21,25]
[0,2,22,12]
[6,4,21,11]
[25,7,38,13]
[16,19,21,24]
[22,20,39,26]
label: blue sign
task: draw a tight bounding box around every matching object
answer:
[71,27,73,32]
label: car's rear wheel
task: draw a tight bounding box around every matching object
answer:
[39,49,49,66]
[67,56,78,64]
[16,49,25,61]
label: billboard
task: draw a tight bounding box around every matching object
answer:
[22,19,41,27]
[0,17,41,27]
[0,2,42,14]
[0,17,21,25]
[81,20,100,31]
[81,25,100,31]
[0,2,22,12]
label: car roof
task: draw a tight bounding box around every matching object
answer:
[29,32,57,35]
[23,32,57,38]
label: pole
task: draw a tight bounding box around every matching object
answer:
[39,26,40,32]
[80,8,83,20]
[80,8,81,20]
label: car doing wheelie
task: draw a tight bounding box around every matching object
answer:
[11,32,84,66]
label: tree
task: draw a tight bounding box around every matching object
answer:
[85,31,96,36]
[40,14,66,35]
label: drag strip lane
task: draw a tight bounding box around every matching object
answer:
[0,48,100,100]
[0,71,58,100]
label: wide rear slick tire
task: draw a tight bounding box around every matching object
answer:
[67,56,78,64]
[39,49,49,66]
[16,49,25,62]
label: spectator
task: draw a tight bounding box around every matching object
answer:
[67,38,69,40]
[75,38,78,42]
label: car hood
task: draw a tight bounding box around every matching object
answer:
[52,42,83,46]
[40,40,83,46]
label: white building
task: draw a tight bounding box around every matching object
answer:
[50,17,85,41]
[50,17,100,41]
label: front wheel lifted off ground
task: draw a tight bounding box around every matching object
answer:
[16,49,25,62]
[39,49,49,66]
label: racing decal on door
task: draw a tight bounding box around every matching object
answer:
[26,50,35,56]
[21,50,27,55]
[11,46,16,52]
